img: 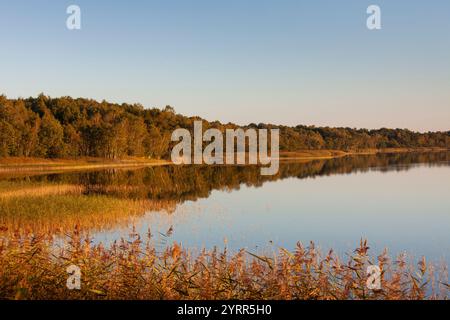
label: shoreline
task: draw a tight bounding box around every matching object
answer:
[278,147,449,161]
[0,157,171,174]
[0,147,447,174]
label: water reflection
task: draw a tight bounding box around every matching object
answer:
[4,151,449,203]
[0,151,449,264]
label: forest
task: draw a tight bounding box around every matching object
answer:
[0,94,448,159]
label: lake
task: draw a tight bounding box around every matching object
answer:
[1,151,449,265]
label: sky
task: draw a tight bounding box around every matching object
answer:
[0,0,449,132]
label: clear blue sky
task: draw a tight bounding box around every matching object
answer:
[0,0,449,131]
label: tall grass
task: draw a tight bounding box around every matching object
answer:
[0,229,447,300]
[0,181,177,233]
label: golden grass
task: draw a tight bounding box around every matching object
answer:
[0,184,83,199]
[0,157,170,176]
[0,184,177,234]
[0,156,168,165]
[279,150,348,160]
[0,230,447,300]
[0,195,143,233]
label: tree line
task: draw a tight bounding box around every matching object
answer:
[0,94,448,159]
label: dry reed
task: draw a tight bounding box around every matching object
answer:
[0,230,447,300]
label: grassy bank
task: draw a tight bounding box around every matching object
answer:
[0,194,150,233]
[0,230,447,300]
[0,180,177,233]
[0,157,170,176]
[279,147,449,160]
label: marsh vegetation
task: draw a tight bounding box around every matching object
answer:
[0,152,448,299]
[0,230,448,300]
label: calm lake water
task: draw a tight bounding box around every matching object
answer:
[2,152,449,264]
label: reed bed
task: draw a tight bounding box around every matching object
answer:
[0,184,177,234]
[0,229,447,300]
[0,184,83,199]
[0,198,178,235]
